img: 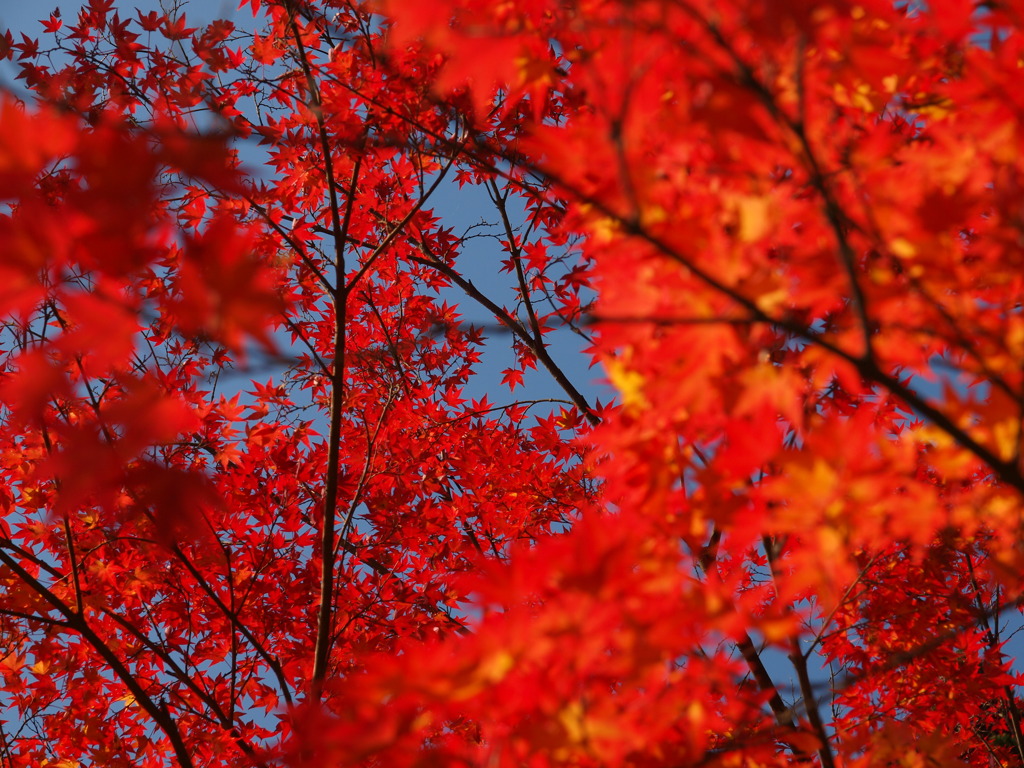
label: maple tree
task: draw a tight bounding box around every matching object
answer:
[2,0,1024,766]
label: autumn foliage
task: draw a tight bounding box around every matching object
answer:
[1,0,1024,766]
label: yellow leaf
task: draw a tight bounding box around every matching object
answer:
[735,195,773,242]
[578,203,621,244]
[19,486,46,509]
[514,54,555,90]
[479,650,515,683]
[760,615,797,644]
[889,237,916,258]
[605,356,648,411]
[558,700,586,744]
[992,417,1018,461]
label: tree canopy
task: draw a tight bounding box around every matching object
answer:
[1,0,1024,766]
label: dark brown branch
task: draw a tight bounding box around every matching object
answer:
[407,242,599,425]
[168,543,294,707]
[696,529,813,760]
[0,547,196,768]
[98,608,267,766]
[287,4,356,701]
